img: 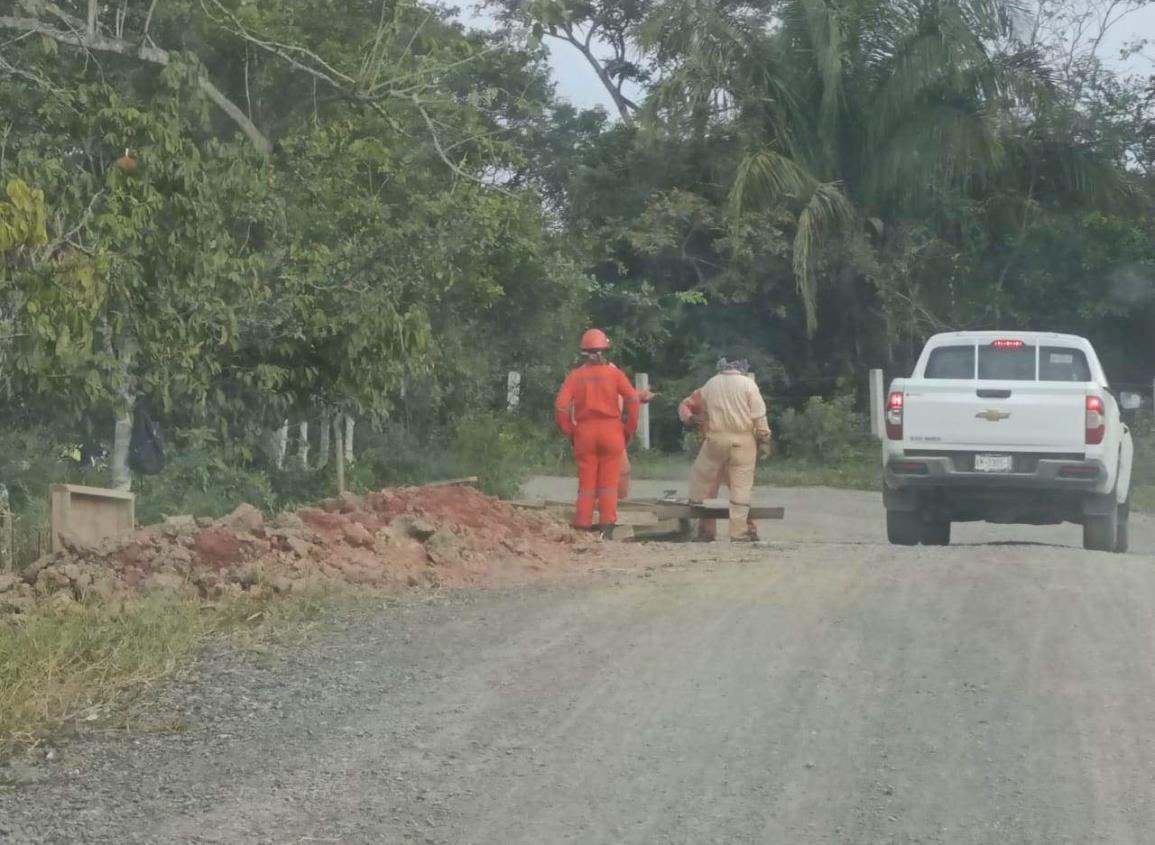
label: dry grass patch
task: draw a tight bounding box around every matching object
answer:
[0,588,342,755]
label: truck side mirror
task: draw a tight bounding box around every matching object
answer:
[1120,391,1142,412]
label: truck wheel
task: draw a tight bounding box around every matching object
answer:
[1114,498,1130,554]
[923,519,951,546]
[887,510,921,546]
[1083,506,1118,553]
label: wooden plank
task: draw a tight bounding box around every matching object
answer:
[690,505,785,520]
[533,500,784,522]
[422,476,480,488]
[50,483,135,501]
[628,519,693,542]
[615,510,661,527]
[609,525,635,541]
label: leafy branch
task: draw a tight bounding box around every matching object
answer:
[0,0,272,152]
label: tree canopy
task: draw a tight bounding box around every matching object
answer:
[2,0,1154,472]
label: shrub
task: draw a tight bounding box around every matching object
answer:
[351,413,560,500]
[774,395,875,465]
[133,430,277,524]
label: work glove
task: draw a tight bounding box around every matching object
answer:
[758,438,773,460]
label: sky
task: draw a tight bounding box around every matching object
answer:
[456,3,1155,115]
[454,7,638,112]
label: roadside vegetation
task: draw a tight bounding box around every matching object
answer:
[3,0,1155,753]
[0,588,346,756]
[4,0,1155,564]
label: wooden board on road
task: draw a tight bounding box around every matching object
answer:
[508,498,785,530]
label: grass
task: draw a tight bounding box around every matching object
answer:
[1131,484,1155,513]
[758,459,879,490]
[0,587,346,756]
[622,450,879,490]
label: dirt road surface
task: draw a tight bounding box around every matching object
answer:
[4,478,1155,844]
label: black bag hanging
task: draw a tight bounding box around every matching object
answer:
[128,403,166,475]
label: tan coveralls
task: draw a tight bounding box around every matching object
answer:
[688,371,772,539]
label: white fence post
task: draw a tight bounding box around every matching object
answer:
[0,484,11,572]
[507,371,521,411]
[344,415,355,465]
[869,369,885,440]
[636,373,651,450]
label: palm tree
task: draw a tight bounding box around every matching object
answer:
[641,0,1114,332]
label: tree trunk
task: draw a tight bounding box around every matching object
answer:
[298,421,310,468]
[317,412,331,468]
[344,415,355,466]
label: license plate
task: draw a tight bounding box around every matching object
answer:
[974,453,1013,473]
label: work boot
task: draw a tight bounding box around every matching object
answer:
[598,524,616,541]
[731,528,760,543]
[694,530,716,543]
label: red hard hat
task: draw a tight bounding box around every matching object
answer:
[580,328,611,351]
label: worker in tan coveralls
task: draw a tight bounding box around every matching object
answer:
[684,356,772,542]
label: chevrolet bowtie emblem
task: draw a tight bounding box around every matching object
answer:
[976,409,1011,422]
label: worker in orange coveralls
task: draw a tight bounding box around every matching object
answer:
[678,362,769,541]
[618,386,654,499]
[555,329,640,537]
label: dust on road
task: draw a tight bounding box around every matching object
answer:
[4,480,1155,844]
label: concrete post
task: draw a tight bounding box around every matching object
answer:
[870,369,885,440]
[637,373,651,450]
[507,371,521,411]
[333,416,346,495]
[0,484,10,572]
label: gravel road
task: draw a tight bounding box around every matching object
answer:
[4,478,1155,844]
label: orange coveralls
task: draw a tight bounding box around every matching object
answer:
[556,363,640,528]
[678,388,759,538]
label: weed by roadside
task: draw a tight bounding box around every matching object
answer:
[1131,485,1155,513]
[0,588,348,757]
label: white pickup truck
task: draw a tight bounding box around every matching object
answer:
[883,332,1138,552]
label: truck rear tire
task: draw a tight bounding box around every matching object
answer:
[923,519,951,546]
[1083,506,1118,553]
[887,510,922,546]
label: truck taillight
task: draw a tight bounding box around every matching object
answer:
[1086,395,1105,445]
[886,391,904,440]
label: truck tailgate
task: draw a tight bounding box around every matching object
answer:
[903,381,1087,452]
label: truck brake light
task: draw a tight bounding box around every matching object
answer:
[886,391,904,440]
[991,339,1025,350]
[1086,395,1105,445]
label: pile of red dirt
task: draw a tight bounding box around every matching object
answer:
[1,486,591,613]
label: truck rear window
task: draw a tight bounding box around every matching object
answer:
[978,345,1036,380]
[925,343,1092,381]
[1039,347,1091,381]
[925,346,975,379]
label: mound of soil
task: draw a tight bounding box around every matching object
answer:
[1,485,590,613]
